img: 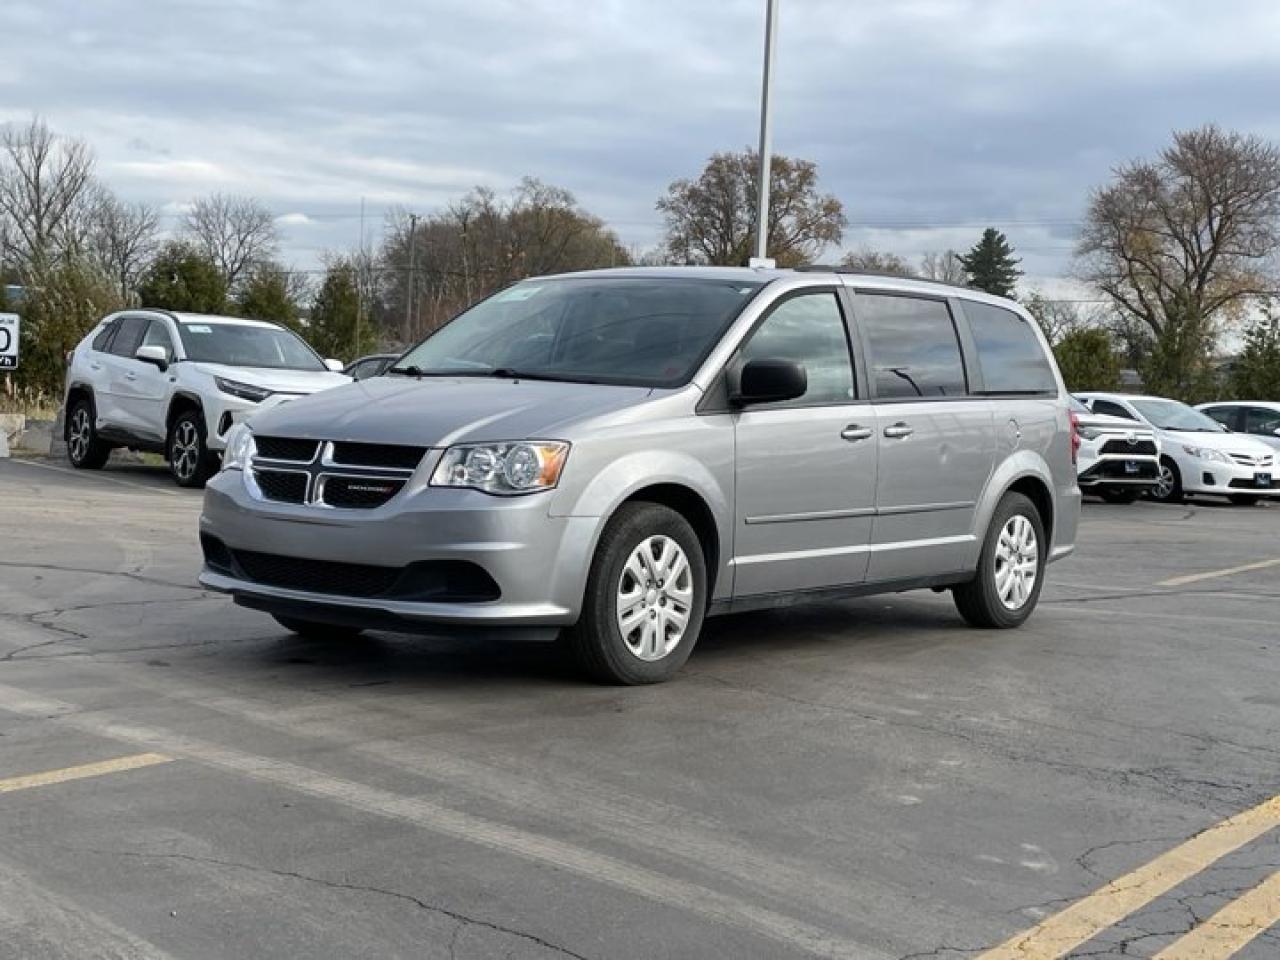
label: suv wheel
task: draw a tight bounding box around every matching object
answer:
[953,492,1045,629]
[168,409,217,488]
[272,615,365,641]
[1148,457,1183,503]
[66,398,112,470]
[566,502,706,684]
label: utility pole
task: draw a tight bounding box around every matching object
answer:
[751,0,779,267]
[405,213,419,340]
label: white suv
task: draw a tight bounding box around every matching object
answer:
[64,310,349,487]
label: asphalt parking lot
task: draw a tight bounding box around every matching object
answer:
[1,456,1278,960]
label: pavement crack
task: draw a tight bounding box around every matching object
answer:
[92,849,593,959]
[0,559,199,592]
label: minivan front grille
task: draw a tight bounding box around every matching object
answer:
[253,468,308,504]
[255,436,320,462]
[329,441,426,470]
[319,475,406,509]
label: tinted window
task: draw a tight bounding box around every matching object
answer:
[178,322,325,371]
[1246,407,1280,435]
[108,316,148,358]
[1201,406,1240,430]
[141,319,175,360]
[395,278,763,388]
[857,294,966,399]
[739,292,854,405]
[91,320,117,352]
[964,301,1056,394]
[1091,399,1137,421]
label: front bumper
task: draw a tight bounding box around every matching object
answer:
[203,394,305,452]
[1078,456,1160,486]
[1182,459,1278,496]
[198,466,601,627]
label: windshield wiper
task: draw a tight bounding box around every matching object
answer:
[388,365,428,377]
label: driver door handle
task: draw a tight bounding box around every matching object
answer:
[840,425,873,442]
[883,422,914,439]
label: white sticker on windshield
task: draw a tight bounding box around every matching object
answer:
[494,285,542,302]
[186,324,213,333]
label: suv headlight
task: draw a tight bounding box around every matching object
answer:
[431,441,569,495]
[215,377,274,403]
[1078,426,1103,441]
[221,425,256,471]
[1181,444,1231,463]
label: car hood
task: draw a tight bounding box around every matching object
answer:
[193,363,350,394]
[1078,412,1154,434]
[244,375,656,447]
[1157,426,1272,454]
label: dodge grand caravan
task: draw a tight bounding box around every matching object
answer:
[199,267,1080,683]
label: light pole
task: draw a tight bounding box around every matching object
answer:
[751,0,779,267]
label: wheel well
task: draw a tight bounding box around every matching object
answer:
[622,484,721,598]
[63,385,94,439]
[1008,476,1054,542]
[166,394,203,433]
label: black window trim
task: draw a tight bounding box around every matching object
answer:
[91,317,120,354]
[847,287,973,404]
[139,316,178,363]
[948,297,1059,399]
[108,313,152,360]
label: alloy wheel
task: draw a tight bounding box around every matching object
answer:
[69,408,91,463]
[616,534,694,661]
[994,514,1038,611]
[1153,463,1175,500]
[171,420,200,481]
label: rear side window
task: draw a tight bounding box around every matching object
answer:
[738,291,855,405]
[108,316,148,358]
[963,301,1057,395]
[91,321,117,352]
[856,294,966,399]
[1245,407,1280,436]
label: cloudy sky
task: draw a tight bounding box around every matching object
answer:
[5,0,1279,289]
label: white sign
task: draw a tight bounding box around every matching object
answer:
[0,314,17,369]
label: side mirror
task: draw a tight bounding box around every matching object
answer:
[1273,427,1280,438]
[135,344,169,371]
[324,358,344,373]
[732,358,807,406]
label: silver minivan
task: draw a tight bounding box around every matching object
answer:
[199,267,1080,683]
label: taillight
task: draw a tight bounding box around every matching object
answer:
[1068,411,1080,464]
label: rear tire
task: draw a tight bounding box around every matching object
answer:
[272,615,365,641]
[1099,488,1140,504]
[1229,494,1261,506]
[1148,457,1183,504]
[168,409,218,488]
[66,398,112,470]
[565,502,706,685]
[953,492,1046,629]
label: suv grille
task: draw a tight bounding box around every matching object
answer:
[256,436,320,462]
[320,475,407,509]
[1100,438,1157,456]
[254,469,308,503]
[330,441,426,470]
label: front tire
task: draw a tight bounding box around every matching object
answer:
[168,409,217,488]
[953,492,1046,629]
[1148,457,1183,503]
[272,615,365,641]
[66,398,112,470]
[565,502,707,684]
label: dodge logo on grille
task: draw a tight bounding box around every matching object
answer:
[346,483,396,494]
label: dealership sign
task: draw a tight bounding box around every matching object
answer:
[0,314,17,369]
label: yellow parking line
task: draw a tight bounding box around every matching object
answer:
[0,753,173,794]
[1158,557,1280,587]
[976,795,1280,960]
[1152,869,1280,959]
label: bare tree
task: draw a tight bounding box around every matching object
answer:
[839,248,915,277]
[183,193,278,289]
[0,117,97,274]
[657,150,845,267]
[89,194,159,300]
[1077,125,1280,394]
[919,249,966,285]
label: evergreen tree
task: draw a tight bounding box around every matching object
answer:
[1229,307,1280,398]
[137,241,226,313]
[235,263,301,332]
[309,260,373,362]
[958,228,1022,298]
[1052,328,1122,392]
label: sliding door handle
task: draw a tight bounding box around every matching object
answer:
[883,422,914,439]
[840,425,874,442]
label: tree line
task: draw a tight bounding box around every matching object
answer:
[4,116,1280,405]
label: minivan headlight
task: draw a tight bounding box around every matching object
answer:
[431,441,569,495]
[221,424,256,471]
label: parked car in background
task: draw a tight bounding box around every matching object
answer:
[64,310,350,487]
[199,267,1080,684]
[1196,401,1280,451]
[344,353,400,381]
[1076,392,1277,505]
[1070,396,1160,503]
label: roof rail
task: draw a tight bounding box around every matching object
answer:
[793,265,971,290]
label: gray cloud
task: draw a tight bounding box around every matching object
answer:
[3,0,1277,283]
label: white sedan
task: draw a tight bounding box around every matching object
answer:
[1196,401,1280,452]
[1076,393,1277,505]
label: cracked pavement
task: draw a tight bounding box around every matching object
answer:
[1,458,1278,959]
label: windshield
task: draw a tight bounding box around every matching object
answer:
[1130,398,1226,432]
[393,277,765,387]
[178,322,326,371]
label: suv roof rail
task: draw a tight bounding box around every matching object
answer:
[793,265,972,291]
